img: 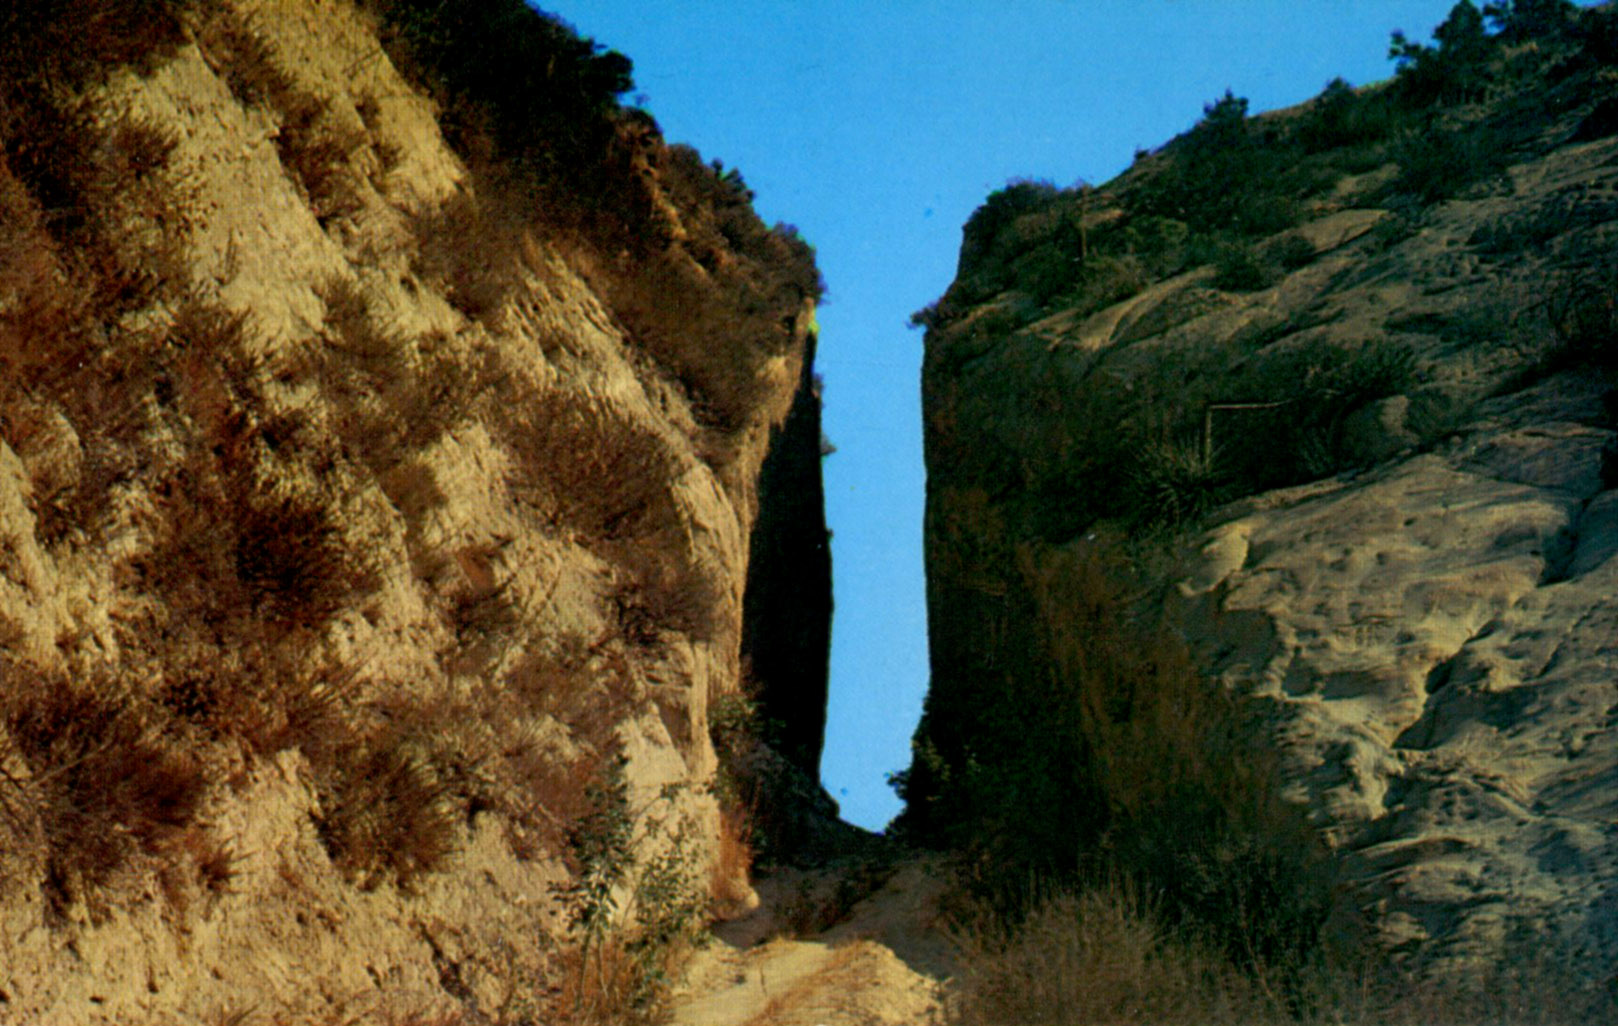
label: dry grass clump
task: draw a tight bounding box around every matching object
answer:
[0,665,209,917]
[0,1,194,94]
[409,190,531,324]
[947,879,1618,1026]
[948,881,1270,1026]
[498,387,678,542]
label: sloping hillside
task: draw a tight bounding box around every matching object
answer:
[907,0,1618,982]
[0,2,828,1022]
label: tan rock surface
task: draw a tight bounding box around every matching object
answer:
[0,1,827,1021]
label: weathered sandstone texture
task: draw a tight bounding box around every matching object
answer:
[914,57,1618,970]
[0,1,829,1021]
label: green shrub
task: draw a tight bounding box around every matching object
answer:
[1390,122,1507,201]
[1012,241,1078,304]
[1211,241,1272,292]
[1484,0,1578,41]
[959,179,1063,278]
[1129,91,1304,237]
[1547,265,1618,368]
[1297,78,1404,153]
[1389,1,1496,106]
[1577,5,1618,64]
[551,757,703,1025]
[1268,232,1319,271]
[1131,434,1228,524]
[1215,338,1418,490]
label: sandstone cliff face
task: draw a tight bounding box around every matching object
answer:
[0,2,826,1022]
[913,21,1618,972]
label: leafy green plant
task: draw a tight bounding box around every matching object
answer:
[552,758,704,1025]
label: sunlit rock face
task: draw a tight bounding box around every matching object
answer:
[0,1,829,1020]
[911,30,1618,972]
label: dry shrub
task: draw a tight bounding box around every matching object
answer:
[157,651,463,893]
[313,720,459,892]
[409,191,530,323]
[0,108,183,411]
[502,642,647,858]
[112,301,384,634]
[309,296,492,476]
[157,825,241,917]
[0,0,193,93]
[0,665,207,915]
[608,544,725,648]
[134,444,376,635]
[196,10,297,110]
[277,94,367,225]
[319,275,399,365]
[497,387,677,542]
[3,96,186,319]
[0,94,194,547]
[579,236,801,434]
[947,882,1272,1026]
[1547,264,1618,368]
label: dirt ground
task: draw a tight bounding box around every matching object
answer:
[670,855,958,1026]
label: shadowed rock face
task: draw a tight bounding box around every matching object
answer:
[743,330,834,779]
[911,39,1618,971]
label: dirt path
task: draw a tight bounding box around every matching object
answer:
[670,857,956,1026]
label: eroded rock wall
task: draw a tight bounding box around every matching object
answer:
[0,2,828,1021]
[913,48,1618,970]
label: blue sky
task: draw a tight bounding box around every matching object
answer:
[543,1,1478,830]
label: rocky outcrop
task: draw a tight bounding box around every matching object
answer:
[912,15,1618,974]
[0,2,828,1021]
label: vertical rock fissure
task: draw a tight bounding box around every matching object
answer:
[740,330,834,778]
